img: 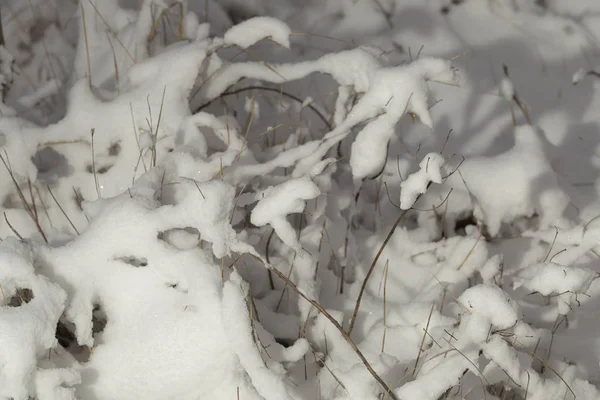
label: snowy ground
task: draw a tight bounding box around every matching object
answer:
[1,0,600,399]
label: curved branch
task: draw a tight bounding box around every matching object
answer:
[254,255,398,400]
[194,85,333,130]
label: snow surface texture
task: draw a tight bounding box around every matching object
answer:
[1,0,600,399]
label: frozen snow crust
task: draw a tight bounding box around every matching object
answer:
[1,0,600,399]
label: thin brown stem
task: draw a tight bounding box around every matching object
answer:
[80,2,92,87]
[413,303,435,377]
[47,185,79,235]
[347,208,409,335]
[4,212,24,241]
[275,254,297,312]
[255,256,398,400]
[0,153,47,242]
[265,229,276,290]
[90,129,101,198]
[151,87,167,167]
[196,85,333,130]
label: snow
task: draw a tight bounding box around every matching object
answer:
[518,263,598,297]
[222,272,296,400]
[400,152,444,209]
[251,176,321,252]
[2,0,600,399]
[499,77,515,101]
[459,284,520,332]
[572,68,587,85]
[439,124,570,237]
[0,239,70,400]
[224,17,291,49]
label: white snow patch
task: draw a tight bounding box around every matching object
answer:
[224,17,291,49]
[400,152,445,209]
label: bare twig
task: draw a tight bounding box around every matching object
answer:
[0,153,47,242]
[195,85,333,130]
[254,256,398,400]
[151,87,167,167]
[106,33,120,93]
[85,0,135,62]
[4,212,24,241]
[413,303,435,376]
[543,226,559,263]
[90,129,101,198]
[457,234,482,270]
[275,254,297,312]
[381,260,389,353]
[265,229,276,290]
[347,208,409,335]
[0,284,7,306]
[47,185,79,235]
[80,2,92,87]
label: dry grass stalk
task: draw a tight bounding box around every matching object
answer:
[151,87,167,168]
[413,303,435,377]
[47,184,79,235]
[3,212,24,241]
[90,128,101,197]
[0,152,48,242]
[347,207,409,335]
[196,85,333,130]
[80,2,92,87]
[85,0,135,62]
[106,32,119,94]
[381,259,389,353]
[254,255,398,400]
[0,284,7,306]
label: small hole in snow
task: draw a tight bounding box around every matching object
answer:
[454,214,478,236]
[92,304,107,336]
[6,287,34,307]
[55,319,77,348]
[115,255,148,267]
[275,337,295,347]
[55,319,92,362]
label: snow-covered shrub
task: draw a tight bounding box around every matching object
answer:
[417,124,571,238]
[1,0,599,399]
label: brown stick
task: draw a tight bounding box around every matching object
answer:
[348,154,463,335]
[0,153,48,242]
[347,208,409,336]
[256,256,398,400]
[195,85,333,131]
[4,212,24,240]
